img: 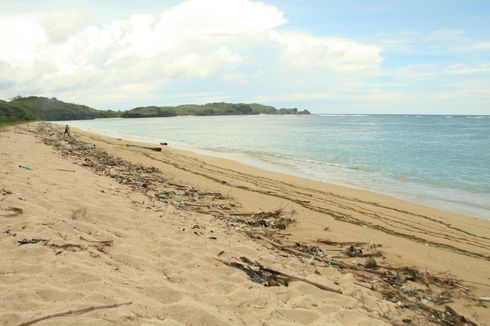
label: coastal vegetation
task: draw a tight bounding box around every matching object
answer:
[9,96,119,121]
[0,96,310,123]
[122,103,309,118]
[0,99,36,127]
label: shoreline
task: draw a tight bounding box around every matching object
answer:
[2,122,489,325]
[54,121,490,220]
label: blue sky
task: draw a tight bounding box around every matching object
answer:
[0,0,489,114]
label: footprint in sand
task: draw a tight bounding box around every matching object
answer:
[0,207,23,217]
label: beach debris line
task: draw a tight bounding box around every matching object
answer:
[292,242,325,258]
[251,234,326,261]
[317,239,384,258]
[17,301,132,326]
[343,244,363,257]
[226,209,296,229]
[155,188,227,204]
[37,123,237,217]
[247,231,477,325]
[217,256,342,294]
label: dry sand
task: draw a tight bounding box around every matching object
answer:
[0,122,489,325]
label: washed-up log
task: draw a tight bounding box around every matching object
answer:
[125,144,162,152]
[145,147,162,152]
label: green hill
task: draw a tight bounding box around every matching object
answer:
[10,96,118,121]
[0,96,310,125]
[123,102,310,118]
[0,99,36,126]
[122,106,177,118]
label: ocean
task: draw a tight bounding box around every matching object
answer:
[58,114,490,220]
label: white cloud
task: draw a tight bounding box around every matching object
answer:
[430,28,465,39]
[156,0,286,35]
[42,10,85,42]
[0,0,384,108]
[395,63,490,81]
[269,31,383,73]
[448,64,490,75]
[0,17,47,68]
[396,64,439,79]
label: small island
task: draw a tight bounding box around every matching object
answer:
[1,96,310,124]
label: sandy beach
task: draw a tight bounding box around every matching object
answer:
[1,122,489,325]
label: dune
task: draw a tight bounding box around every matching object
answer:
[0,122,488,325]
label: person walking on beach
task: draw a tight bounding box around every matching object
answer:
[63,124,71,139]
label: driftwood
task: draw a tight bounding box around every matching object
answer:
[317,239,371,246]
[256,235,321,260]
[17,301,132,326]
[260,265,342,294]
[146,147,162,152]
[47,242,86,252]
[55,168,76,172]
[125,144,162,152]
[217,257,342,294]
[79,236,113,247]
[17,238,47,245]
[444,305,478,326]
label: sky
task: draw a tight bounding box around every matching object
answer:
[0,0,489,114]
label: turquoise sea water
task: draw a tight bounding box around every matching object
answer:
[59,115,490,219]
